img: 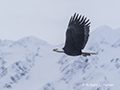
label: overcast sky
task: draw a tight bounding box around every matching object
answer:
[0,0,120,45]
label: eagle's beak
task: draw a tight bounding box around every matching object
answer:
[53,49,57,51]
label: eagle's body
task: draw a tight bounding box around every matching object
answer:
[53,13,95,56]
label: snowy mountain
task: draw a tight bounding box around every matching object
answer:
[0,26,120,90]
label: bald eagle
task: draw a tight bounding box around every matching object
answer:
[53,13,96,56]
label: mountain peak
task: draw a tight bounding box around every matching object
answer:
[95,25,112,31]
[91,25,112,36]
[10,36,50,48]
[89,25,120,45]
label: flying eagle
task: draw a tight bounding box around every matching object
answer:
[53,13,96,56]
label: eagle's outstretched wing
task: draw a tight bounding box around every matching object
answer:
[63,13,90,55]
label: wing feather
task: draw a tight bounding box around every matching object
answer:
[63,13,90,55]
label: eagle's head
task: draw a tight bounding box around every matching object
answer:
[53,48,64,53]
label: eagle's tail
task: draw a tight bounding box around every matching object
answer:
[81,50,96,57]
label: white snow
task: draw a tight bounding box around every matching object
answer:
[0,26,120,90]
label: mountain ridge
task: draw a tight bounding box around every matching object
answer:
[0,25,120,90]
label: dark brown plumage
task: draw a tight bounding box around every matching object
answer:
[63,13,90,56]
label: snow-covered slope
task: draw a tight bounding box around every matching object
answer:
[84,26,120,90]
[0,26,120,90]
[40,25,120,90]
[0,36,62,90]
